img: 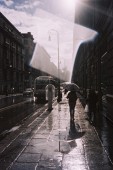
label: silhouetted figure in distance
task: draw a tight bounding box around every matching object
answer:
[67,90,77,121]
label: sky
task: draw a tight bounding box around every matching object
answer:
[0,0,97,78]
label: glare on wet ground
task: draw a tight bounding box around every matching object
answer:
[9,97,113,170]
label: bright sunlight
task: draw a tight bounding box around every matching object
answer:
[62,0,78,11]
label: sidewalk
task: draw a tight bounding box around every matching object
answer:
[2,96,113,170]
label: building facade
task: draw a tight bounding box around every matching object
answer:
[72,0,113,121]
[22,32,36,89]
[0,12,66,95]
[0,12,24,94]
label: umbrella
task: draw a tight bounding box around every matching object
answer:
[61,82,80,91]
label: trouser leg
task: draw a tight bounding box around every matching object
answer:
[89,108,96,124]
[70,107,74,121]
[48,99,52,110]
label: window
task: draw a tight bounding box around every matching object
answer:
[0,33,4,44]
[5,37,10,45]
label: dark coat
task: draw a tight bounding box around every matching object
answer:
[67,91,77,108]
[87,90,98,112]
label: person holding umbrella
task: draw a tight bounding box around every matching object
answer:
[66,87,77,122]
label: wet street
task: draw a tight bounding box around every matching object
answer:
[0,95,113,170]
[0,95,46,140]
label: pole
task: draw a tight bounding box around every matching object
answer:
[56,30,61,102]
[48,29,61,102]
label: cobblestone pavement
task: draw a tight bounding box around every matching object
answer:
[1,96,113,170]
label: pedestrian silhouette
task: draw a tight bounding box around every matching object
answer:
[45,84,55,111]
[57,89,62,103]
[87,89,98,124]
[67,89,77,121]
[64,89,68,94]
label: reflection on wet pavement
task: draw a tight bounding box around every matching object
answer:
[12,99,87,169]
[1,97,113,170]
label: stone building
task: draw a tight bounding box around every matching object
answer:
[72,0,113,121]
[0,12,24,94]
[22,32,36,89]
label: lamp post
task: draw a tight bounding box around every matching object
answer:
[48,29,61,102]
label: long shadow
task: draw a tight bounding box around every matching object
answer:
[60,120,86,154]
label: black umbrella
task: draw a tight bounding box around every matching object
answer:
[61,82,80,91]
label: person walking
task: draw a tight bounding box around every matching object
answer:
[67,89,77,121]
[45,84,55,111]
[87,89,98,124]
